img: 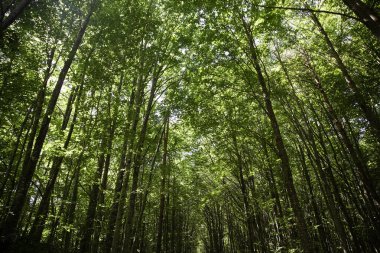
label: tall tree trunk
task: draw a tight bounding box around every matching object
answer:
[310,11,380,141]
[278,77,350,251]
[131,125,165,253]
[79,150,105,253]
[29,82,83,242]
[122,66,161,253]
[92,76,123,253]
[2,116,31,209]
[59,89,100,250]
[297,146,331,252]
[80,77,121,253]
[241,18,313,253]
[29,47,95,242]
[92,152,110,253]
[0,45,56,200]
[156,115,169,253]
[231,134,256,253]
[104,86,135,253]
[62,156,81,252]
[0,106,32,198]
[0,0,33,32]
[307,83,365,251]
[0,2,94,245]
[110,76,145,253]
[298,119,350,251]
[304,53,380,213]
[342,0,380,41]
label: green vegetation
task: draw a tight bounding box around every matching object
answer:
[0,0,380,252]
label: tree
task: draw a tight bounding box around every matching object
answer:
[1,0,379,252]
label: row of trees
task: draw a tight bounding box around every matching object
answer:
[0,0,379,252]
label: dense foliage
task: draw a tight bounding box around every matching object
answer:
[1,0,380,252]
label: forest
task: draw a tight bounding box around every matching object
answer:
[0,0,380,252]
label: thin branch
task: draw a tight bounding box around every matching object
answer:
[253,4,360,21]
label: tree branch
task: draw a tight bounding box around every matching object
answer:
[253,4,360,21]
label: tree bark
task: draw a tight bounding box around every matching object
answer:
[80,76,121,253]
[122,66,162,253]
[304,53,380,212]
[0,0,33,32]
[0,106,31,198]
[241,17,313,253]
[231,134,256,253]
[0,2,94,245]
[79,151,105,253]
[104,86,135,253]
[29,82,83,242]
[342,0,380,41]
[156,115,169,253]
[0,45,56,200]
[131,125,165,253]
[92,76,123,253]
[310,11,380,141]
[110,76,144,253]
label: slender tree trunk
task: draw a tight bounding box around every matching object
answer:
[92,77,122,253]
[310,11,380,141]
[262,141,286,243]
[62,154,82,251]
[79,150,105,253]
[104,86,135,253]
[122,67,161,253]
[248,175,267,253]
[241,18,313,253]
[280,87,350,251]
[170,175,177,253]
[0,3,94,245]
[297,146,330,252]
[30,48,94,242]
[304,94,364,251]
[110,77,145,253]
[0,45,56,201]
[342,0,380,41]
[2,117,31,209]
[156,115,169,253]
[92,153,110,253]
[231,134,255,253]
[29,83,83,242]
[131,125,165,253]
[81,77,120,253]
[0,0,33,32]
[305,53,380,212]
[163,189,170,253]
[59,89,100,250]
[302,124,350,252]
[0,106,32,198]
